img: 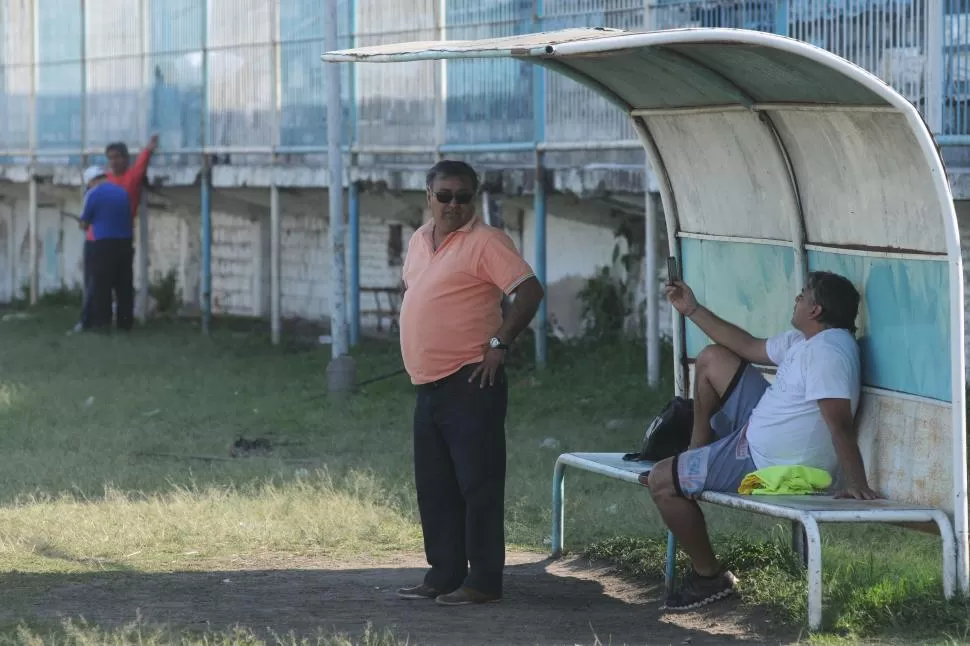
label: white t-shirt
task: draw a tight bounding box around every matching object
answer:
[745,328,861,474]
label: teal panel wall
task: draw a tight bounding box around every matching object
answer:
[680,239,951,401]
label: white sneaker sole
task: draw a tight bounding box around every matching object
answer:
[663,587,736,611]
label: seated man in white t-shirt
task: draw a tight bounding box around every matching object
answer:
[643,270,881,612]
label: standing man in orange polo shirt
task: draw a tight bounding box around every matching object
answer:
[396,160,545,606]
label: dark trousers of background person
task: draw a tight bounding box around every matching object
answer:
[413,362,508,598]
[90,238,134,331]
[78,240,94,328]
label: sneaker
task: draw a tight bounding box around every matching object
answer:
[663,569,738,611]
[435,586,501,606]
[396,583,440,600]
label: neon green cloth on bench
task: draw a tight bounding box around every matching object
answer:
[738,465,832,495]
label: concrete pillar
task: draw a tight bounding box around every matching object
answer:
[270,184,281,344]
[178,211,201,310]
[252,210,272,319]
[1,203,12,302]
[645,189,660,388]
[136,191,149,322]
[28,176,37,305]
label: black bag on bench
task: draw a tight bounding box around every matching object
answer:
[622,396,694,462]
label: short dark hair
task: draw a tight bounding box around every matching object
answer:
[105,142,129,158]
[808,270,860,333]
[425,160,479,193]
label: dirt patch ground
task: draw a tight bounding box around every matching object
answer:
[3,551,800,645]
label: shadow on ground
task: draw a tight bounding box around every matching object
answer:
[1,554,793,645]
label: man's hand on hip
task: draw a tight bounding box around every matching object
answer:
[469,348,505,388]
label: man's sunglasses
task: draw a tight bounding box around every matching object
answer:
[432,190,475,205]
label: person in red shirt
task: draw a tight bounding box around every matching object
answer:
[73,135,158,333]
[105,134,158,215]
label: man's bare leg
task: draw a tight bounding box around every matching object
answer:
[688,344,744,449]
[645,344,744,575]
[647,458,719,575]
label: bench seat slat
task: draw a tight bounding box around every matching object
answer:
[561,452,942,519]
[558,452,656,484]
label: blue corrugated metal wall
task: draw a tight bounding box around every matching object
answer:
[0,0,968,163]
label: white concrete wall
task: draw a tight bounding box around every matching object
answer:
[0,185,672,343]
[5,186,970,381]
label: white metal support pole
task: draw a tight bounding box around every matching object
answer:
[926,0,944,134]
[435,0,446,161]
[5,206,14,302]
[199,0,212,334]
[481,189,492,225]
[137,0,149,322]
[326,0,347,358]
[324,0,355,393]
[78,0,89,307]
[270,0,282,345]
[270,184,281,345]
[643,0,660,387]
[137,192,149,321]
[28,0,38,305]
[80,0,87,167]
[645,188,660,387]
[28,176,37,305]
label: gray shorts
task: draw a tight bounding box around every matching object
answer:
[674,361,770,499]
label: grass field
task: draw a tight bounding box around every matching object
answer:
[0,302,968,644]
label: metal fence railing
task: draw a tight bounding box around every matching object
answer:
[0,0,966,168]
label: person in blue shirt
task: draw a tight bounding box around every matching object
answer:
[71,183,96,334]
[79,165,135,331]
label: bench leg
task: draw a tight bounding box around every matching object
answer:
[803,516,823,631]
[930,510,957,600]
[791,519,808,567]
[551,459,566,558]
[665,530,677,594]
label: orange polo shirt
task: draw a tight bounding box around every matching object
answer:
[400,215,536,385]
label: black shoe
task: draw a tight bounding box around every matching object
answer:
[396,583,440,600]
[663,569,738,611]
[435,586,501,606]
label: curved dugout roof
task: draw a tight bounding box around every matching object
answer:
[324,27,957,257]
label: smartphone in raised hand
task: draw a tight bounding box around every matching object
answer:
[666,256,680,285]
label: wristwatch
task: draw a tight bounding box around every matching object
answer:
[489,336,509,351]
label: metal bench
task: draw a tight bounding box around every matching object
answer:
[551,452,957,630]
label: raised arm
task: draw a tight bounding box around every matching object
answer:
[129,134,159,184]
[665,280,771,365]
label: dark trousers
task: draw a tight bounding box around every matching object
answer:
[79,240,94,327]
[90,238,134,331]
[413,362,508,597]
